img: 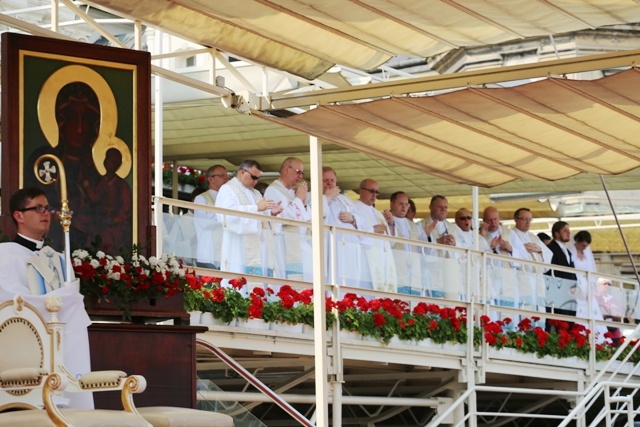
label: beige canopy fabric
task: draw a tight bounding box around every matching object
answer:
[260,68,640,187]
[87,0,640,80]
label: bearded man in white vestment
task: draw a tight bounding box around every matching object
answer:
[264,157,311,280]
[193,164,228,269]
[215,160,283,277]
[320,167,360,286]
[386,192,427,295]
[509,208,553,313]
[0,187,93,409]
[352,179,396,293]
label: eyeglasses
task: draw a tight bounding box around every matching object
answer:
[242,169,260,181]
[457,216,472,220]
[19,205,56,214]
[288,165,304,177]
[360,188,380,195]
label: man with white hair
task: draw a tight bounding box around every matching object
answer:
[264,157,311,280]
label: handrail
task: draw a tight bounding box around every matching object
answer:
[196,339,314,427]
[160,195,640,425]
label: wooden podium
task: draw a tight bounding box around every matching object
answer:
[88,323,207,409]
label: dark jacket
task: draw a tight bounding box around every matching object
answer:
[545,240,577,281]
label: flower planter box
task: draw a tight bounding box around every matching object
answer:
[85,293,189,324]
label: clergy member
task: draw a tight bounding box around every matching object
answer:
[510,207,553,313]
[193,164,228,269]
[352,179,396,293]
[0,187,93,409]
[264,157,312,280]
[215,160,283,276]
[386,191,428,295]
[320,167,361,286]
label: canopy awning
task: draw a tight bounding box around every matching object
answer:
[260,68,640,188]
[87,0,640,80]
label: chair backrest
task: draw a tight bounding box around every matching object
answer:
[0,296,62,411]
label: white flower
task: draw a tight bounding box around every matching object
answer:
[73,258,82,267]
[116,256,125,264]
[109,272,121,280]
[149,256,158,266]
[72,249,89,259]
[96,251,106,259]
[90,259,100,268]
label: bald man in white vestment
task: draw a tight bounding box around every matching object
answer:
[509,208,553,312]
[264,157,312,280]
[352,179,396,293]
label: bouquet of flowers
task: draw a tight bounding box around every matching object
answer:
[73,245,196,319]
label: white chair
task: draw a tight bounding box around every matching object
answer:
[0,295,234,427]
[0,295,151,426]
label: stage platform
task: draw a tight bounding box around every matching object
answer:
[194,322,639,426]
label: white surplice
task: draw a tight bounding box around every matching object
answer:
[215,178,273,276]
[391,216,427,295]
[510,228,553,311]
[0,241,93,409]
[482,226,518,309]
[264,179,311,280]
[569,243,609,343]
[352,201,396,293]
[322,194,361,286]
[194,189,222,267]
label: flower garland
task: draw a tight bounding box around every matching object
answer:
[184,278,637,361]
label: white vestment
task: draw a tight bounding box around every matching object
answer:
[322,194,361,286]
[163,211,198,266]
[391,216,426,295]
[352,201,397,293]
[0,241,93,409]
[569,243,608,343]
[194,189,222,267]
[451,225,491,301]
[482,226,517,309]
[215,178,273,276]
[420,217,459,300]
[510,228,553,311]
[264,180,311,280]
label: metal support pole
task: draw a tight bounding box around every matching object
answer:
[153,30,164,256]
[309,135,331,427]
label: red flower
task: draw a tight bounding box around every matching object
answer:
[373,313,386,327]
[212,287,225,303]
[251,287,266,297]
[229,278,245,289]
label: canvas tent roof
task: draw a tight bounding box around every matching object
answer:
[4,0,640,249]
[86,0,640,80]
